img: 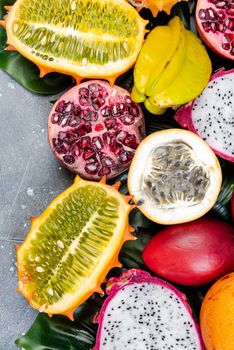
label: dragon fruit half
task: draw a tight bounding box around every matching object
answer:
[93,269,204,350]
[175,69,234,162]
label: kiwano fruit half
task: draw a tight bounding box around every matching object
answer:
[16,176,134,320]
[2,0,147,84]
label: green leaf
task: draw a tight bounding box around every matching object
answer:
[15,299,99,350]
[0,0,72,94]
[210,162,234,223]
[119,232,152,269]
[171,1,191,30]
[129,207,155,229]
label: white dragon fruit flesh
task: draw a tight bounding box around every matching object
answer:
[175,69,234,162]
[93,269,204,350]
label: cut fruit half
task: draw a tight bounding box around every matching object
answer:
[128,129,222,225]
[94,269,204,350]
[48,80,145,181]
[175,69,234,162]
[196,0,234,60]
[17,176,134,319]
[3,0,147,84]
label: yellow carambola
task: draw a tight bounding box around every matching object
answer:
[149,31,212,107]
[132,17,212,115]
[134,17,185,97]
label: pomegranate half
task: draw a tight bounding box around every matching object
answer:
[196,0,234,60]
[48,80,145,180]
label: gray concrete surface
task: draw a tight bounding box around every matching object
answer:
[0,71,74,349]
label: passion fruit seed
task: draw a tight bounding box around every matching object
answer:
[143,142,210,208]
[22,185,120,306]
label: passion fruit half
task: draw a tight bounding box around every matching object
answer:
[128,129,222,225]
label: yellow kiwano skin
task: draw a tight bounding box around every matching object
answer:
[2,0,147,85]
[149,30,212,107]
[16,176,134,320]
[131,0,188,17]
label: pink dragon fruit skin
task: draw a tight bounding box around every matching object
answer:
[93,269,204,350]
[175,69,234,163]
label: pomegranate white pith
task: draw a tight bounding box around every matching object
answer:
[48,81,145,180]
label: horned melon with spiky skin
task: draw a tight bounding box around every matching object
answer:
[2,0,147,85]
[17,176,134,320]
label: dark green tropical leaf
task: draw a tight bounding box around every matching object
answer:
[119,232,152,269]
[171,1,191,30]
[107,172,129,195]
[15,299,99,350]
[210,162,234,223]
[129,207,155,229]
[179,286,208,322]
[116,69,134,92]
[144,108,179,135]
[0,0,72,94]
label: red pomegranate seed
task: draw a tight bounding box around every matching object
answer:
[48,81,145,180]
[94,123,104,132]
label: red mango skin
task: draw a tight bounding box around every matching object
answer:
[142,218,234,286]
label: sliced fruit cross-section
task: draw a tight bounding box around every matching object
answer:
[94,269,204,349]
[48,80,145,181]
[196,0,234,61]
[128,129,222,225]
[3,0,147,84]
[17,176,134,319]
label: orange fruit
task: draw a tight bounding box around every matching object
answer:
[200,273,234,350]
